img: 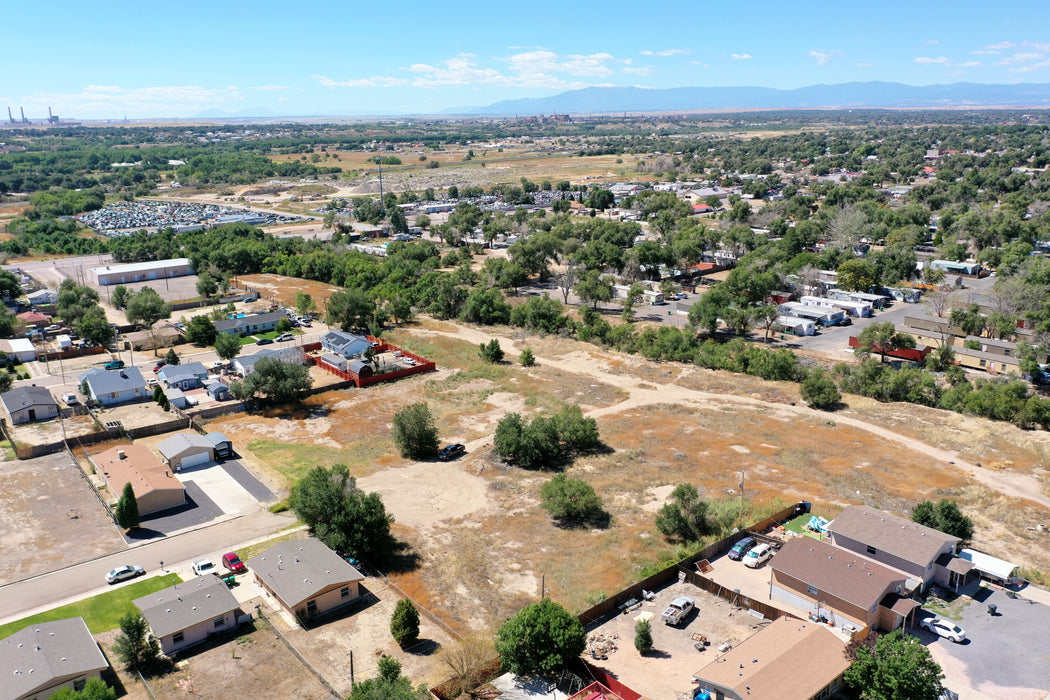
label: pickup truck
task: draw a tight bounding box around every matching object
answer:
[662,596,695,626]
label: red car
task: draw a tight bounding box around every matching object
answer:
[221,552,247,574]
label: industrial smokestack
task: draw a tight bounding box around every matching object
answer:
[7,107,13,124]
[20,107,28,123]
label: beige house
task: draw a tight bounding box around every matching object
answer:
[247,538,364,622]
[693,616,849,700]
[0,617,110,700]
[134,575,245,655]
[92,445,186,516]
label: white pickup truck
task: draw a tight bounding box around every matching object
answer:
[662,596,695,626]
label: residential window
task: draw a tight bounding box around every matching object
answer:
[979,359,987,367]
[74,679,86,691]
[306,600,317,615]
[214,616,226,629]
[866,545,876,555]
[173,631,184,644]
[807,584,818,596]
[341,586,350,599]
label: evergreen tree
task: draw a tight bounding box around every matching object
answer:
[114,482,140,530]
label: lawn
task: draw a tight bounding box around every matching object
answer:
[0,574,182,638]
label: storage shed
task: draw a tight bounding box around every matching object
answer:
[206,431,233,459]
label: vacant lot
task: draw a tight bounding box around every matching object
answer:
[0,452,125,584]
[237,272,342,309]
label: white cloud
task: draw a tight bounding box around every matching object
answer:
[997,51,1043,66]
[924,39,940,45]
[731,53,752,60]
[970,49,999,55]
[915,56,950,65]
[808,49,839,66]
[1010,59,1050,73]
[314,74,407,88]
[1026,41,1050,53]
[19,84,244,118]
[622,66,652,76]
[640,48,689,57]
[254,84,290,91]
[856,62,873,68]
[986,41,1014,50]
[957,61,982,67]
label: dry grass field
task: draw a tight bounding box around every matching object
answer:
[201,317,1050,636]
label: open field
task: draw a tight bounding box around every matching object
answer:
[203,317,1050,638]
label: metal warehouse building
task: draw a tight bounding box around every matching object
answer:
[90,258,195,286]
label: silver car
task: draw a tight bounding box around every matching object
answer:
[106,564,145,584]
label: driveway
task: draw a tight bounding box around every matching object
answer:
[919,585,1050,699]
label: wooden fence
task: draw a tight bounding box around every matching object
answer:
[682,569,788,622]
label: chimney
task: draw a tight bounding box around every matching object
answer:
[117,450,126,460]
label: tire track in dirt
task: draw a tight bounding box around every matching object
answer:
[412,323,1050,511]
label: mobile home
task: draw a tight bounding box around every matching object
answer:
[801,295,871,318]
[775,315,816,336]
[780,302,845,327]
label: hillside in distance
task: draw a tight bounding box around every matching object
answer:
[467,81,1050,115]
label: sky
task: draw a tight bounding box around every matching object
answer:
[3,1,1048,119]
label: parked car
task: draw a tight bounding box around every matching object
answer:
[744,543,774,568]
[728,536,757,561]
[146,377,158,388]
[921,617,967,643]
[153,361,166,373]
[192,558,217,576]
[61,393,78,405]
[661,596,695,625]
[103,360,125,370]
[276,333,294,342]
[106,564,145,584]
[403,357,417,366]
[438,443,466,461]
[256,338,274,345]
[221,552,247,574]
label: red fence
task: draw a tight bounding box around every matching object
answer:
[848,336,931,362]
[312,336,436,388]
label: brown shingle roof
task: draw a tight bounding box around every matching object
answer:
[828,506,960,568]
[772,538,905,610]
[246,538,363,609]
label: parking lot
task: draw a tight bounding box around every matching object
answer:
[582,580,770,700]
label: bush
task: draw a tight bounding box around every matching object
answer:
[390,599,421,648]
[493,405,599,469]
[479,338,504,363]
[519,348,536,366]
[655,484,716,542]
[391,402,440,459]
[495,599,586,676]
[800,369,841,409]
[540,473,607,527]
[634,619,653,654]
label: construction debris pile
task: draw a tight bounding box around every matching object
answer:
[586,631,619,658]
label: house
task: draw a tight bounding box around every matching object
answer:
[162,386,190,410]
[0,338,39,363]
[205,431,233,459]
[692,616,849,700]
[246,538,364,621]
[91,444,186,516]
[953,346,1021,375]
[232,347,304,377]
[15,310,51,329]
[770,537,912,630]
[156,432,215,472]
[77,367,149,406]
[826,505,962,591]
[213,310,288,336]
[26,289,58,306]
[203,379,230,402]
[0,386,59,425]
[123,322,183,351]
[134,575,245,655]
[320,330,372,359]
[89,258,194,286]
[0,617,110,700]
[157,361,208,390]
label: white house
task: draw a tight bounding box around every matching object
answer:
[0,338,38,363]
[26,289,58,306]
[320,330,372,359]
[77,367,149,406]
[0,386,59,425]
[89,258,194,286]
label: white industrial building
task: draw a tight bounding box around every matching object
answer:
[89,258,195,286]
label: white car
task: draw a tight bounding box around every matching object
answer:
[920,617,967,643]
[744,543,774,568]
[276,333,295,342]
[192,558,217,576]
[106,564,145,584]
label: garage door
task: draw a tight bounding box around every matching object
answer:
[180,451,211,470]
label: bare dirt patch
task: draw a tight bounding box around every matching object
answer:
[0,453,125,584]
[237,273,342,308]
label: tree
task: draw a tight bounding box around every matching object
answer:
[800,369,841,409]
[494,598,586,677]
[390,207,409,235]
[74,305,114,346]
[196,271,218,300]
[390,599,421,648]
[574,270,613,310]
[844,629,944,700]
[327,288,375,332]
[232,356,312,403]
[912,499,975,543]
[164,348,180,366]
[479,338,504,363]
[57,279,100,329]
[348,656,430,700]
[50,678,117,700]
[289,464,396,564]
[275,317,293,333]
[655,484,714,542]
[634,618,653,654]
[391,402,439,459]
[184,315,217,345]
[295,291,316,317]
[856,321,917,364]
[519,348,536,367]
[493,412,560,470]
[125,287,171,329]
[213,332,242,363]
[621,282,643,323]
[552,404,600,452]
[112,611,161,672]
[438,633,494,699]
[111,285,129,309]
[540,473,606,527]
[114,482,139,530]
[837,258,878,292]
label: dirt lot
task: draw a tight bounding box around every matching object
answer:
[6,412,97,445]
[584,580,770,700]
[236,273,342,309]
[92,399,183,431]
[0,452,125,584]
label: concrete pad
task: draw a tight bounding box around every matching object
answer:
[177,465,257,515]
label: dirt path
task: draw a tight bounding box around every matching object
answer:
[412,323,1050,512]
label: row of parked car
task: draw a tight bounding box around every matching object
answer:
[105,552,247,585]
[727,536,775,568]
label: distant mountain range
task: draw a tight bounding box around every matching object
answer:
[464,82,1050,115]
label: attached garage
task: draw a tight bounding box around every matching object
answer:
[156,433,215,472]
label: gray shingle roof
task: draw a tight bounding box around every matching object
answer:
[321,330,372,357]
[134,575,240,639]
[0,617,108,700]
[77,367,146,394]
[235,347,303,370]
[828,506,960,568]
[246,538,363,609]
[157,361,207,383]
[0,386,57,413]
[772,537,905,610]
[157,432,214,460]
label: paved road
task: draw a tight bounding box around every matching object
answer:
[0,509,294,625]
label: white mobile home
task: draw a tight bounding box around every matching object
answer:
[775,315,816,336]
[780,302,845,327]
[801,295,871,318]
